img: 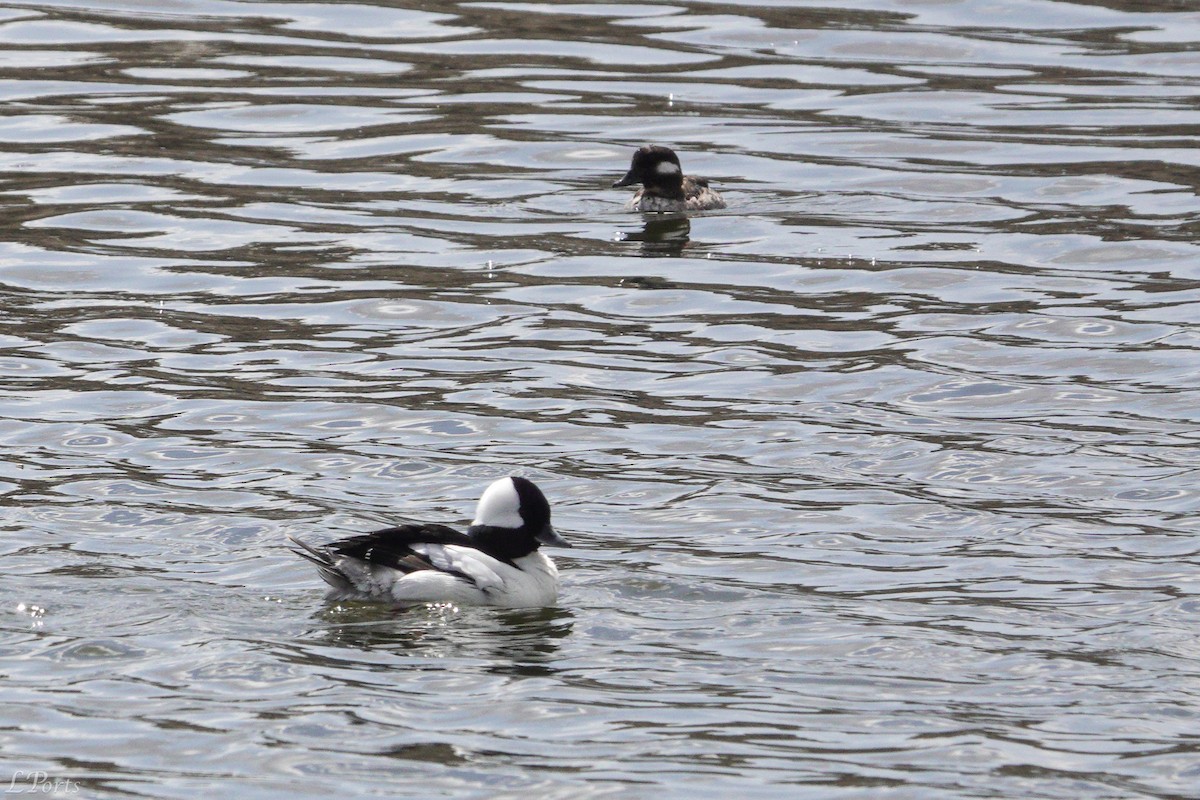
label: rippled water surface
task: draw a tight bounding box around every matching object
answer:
[3,0,1200,797]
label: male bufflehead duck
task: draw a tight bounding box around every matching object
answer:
[288,476,569,608]
[612,144,726,212]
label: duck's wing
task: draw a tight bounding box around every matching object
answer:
[346,527,512,599]
[327,523,472,572]
[288,523,477,597]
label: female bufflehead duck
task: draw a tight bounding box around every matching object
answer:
[612,145,726,212]
[288,476,570,608]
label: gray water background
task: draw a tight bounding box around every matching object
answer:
[2,0,1199,797]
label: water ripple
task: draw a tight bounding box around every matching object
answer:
[1,0,1199,798]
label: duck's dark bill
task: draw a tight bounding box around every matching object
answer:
[536,525,571,548]
[612,171,637,188]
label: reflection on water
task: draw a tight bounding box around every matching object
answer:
[2,0,1200,797]
[621,215,692,257]
[305,605,573,676]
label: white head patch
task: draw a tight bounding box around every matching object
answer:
[656,160,681,175]
[472,478,524,529]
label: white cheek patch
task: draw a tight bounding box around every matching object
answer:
[656,161,681,175]
[472,478,524,529]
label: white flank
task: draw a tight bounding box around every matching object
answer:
[387,549,559,607]
[412,543,505,592]
[389,570,491,605]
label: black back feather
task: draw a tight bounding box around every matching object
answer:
[330,523,472,573]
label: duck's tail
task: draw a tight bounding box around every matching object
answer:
[286,534,356,595]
